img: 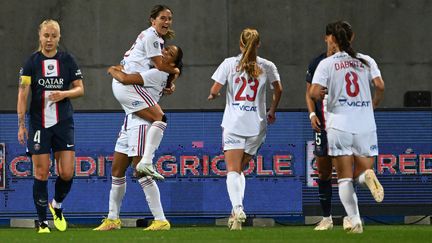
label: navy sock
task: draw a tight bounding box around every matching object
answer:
[33,178,48,222]
[54,177,73,204]
[317,179,332,217]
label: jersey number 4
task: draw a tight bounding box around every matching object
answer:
[234,77,259,101]
[345,71,360,97]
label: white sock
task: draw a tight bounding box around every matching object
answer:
[138,176,166,221]
[226,171,242,209]
[355,171,366,187]
[338,178,360,219]
[51,198,62,209]
[107,176,126,220]
[239,172,246,201]
[140,121,167,165]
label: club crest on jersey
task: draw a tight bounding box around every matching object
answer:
[43,59,59,77]
[153,41,159,49]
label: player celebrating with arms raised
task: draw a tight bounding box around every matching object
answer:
[208,28,282,230]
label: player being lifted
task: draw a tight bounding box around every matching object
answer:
[208,28,282,230]
[94,5,182,231]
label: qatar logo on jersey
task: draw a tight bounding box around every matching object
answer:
[43,59,59,77]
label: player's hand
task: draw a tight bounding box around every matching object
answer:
[207,93,220,100]
[310,116,321,132]
[320,88,328,100]
[48,91,66,102]
[163,83,176,95]
[267,110,276,124]
[18,126,28,145]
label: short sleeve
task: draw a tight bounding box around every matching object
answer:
[266,61,280,83]
[139,69,167,87]
[311,61,328,88]
[143,33,162,58]
[67,54,83,81]
[368,57,381,80]
[211,59,230,85]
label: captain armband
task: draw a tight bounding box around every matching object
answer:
[20,76,31,85]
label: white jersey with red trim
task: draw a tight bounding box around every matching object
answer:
[311,51,381,133]
[211,55,280,136]
[121,26,164,74]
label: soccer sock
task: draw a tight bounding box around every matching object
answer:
[226,171,242,209]
[239,172,246,201]
[140,121,167,165]
[317,179,332,217]
[355,171,366,187]
[54,176,73,207]
[33,178,48,223]
[107,176,126,220]
[338,178,360,218]
[138,177,166,221]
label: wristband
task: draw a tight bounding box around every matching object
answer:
[309,112,316,120]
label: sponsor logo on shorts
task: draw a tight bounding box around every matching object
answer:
[370,144,378,151]
[224,137,241,145]
[34,144,41,151]
[132,100,144,107]
[67,144,74,148]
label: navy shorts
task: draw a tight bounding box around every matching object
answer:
[314,129,328,157]
[27,118,75,155]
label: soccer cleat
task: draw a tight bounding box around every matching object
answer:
[136,163,164,180]
[343,216,353,231]
[37,222,51,233]
[314,217,333,231]
[229,206,246,231]
[93,218,122,231]
[348,223,363,234]
[49,203,67,231]
[364,169,384,203]
[144,220,171,231]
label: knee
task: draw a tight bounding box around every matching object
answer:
[59,171,74,181]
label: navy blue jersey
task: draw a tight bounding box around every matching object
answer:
[20,51,83,128]
[306,52,327,126]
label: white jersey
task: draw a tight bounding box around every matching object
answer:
[212,55,280,136]
[312,51,381,134]
[121,26,164,74]
[112,69,169,129]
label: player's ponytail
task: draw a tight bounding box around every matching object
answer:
[238,28,262,78]
[333,21,369,67]
[37,19,61,52]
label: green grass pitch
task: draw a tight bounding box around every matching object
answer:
[0,225,430,243]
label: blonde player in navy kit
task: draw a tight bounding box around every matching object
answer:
[208,28,282,230]
[310,21,385,233]
[17,19,84,233]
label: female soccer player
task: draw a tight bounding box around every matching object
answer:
[208,28,282,230]
[17,19,84,233]
[310,20,385,233]
[94,45,182,231]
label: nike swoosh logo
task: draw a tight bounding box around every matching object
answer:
[66,144,74,148]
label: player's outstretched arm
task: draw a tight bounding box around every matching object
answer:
[267,81,282,124]
[207,81,223,100]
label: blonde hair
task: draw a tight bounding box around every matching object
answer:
[37,19,61,51]
[238,28,262,78]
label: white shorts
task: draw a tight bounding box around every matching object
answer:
[115,124,148,157]
[222,129,266,156]
[112,79,157,115]
[327,128,378,157]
